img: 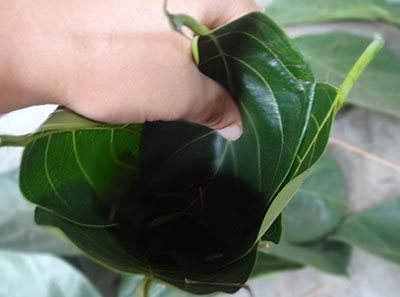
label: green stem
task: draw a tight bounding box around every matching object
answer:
[135,277,153,297]
[163,0,211,38]
[0,134,31,147]
[336,35,384,111]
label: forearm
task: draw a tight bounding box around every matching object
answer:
[0,0,63,114]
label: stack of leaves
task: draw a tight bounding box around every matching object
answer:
[0,10,377,295]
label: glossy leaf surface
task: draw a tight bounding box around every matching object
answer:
[0,250,101,297]
[293,32,400,117]
[265,0,400,27]
[332,197,400,266]
[4,12,340,294]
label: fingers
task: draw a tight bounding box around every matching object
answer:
[183,75,243,141]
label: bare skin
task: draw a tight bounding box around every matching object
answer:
[0,0,259,140]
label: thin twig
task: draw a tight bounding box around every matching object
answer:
[242,285,255,297]
[299,279,337,297]
[329,137,400,173]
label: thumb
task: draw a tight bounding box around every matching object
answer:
[184,76,243,141]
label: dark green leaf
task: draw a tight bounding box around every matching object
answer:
[0,250,101,297]
[293,32,400,117]
[283,155,348,243]
[265,239,351,275]
[264,0,400,27]
[332,197,400,266]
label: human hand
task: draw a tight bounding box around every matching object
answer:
[0,0,259,140]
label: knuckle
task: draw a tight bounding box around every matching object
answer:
[200,98,226,129]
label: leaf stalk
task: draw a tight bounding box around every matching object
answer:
[336,35,384,111]
[163,0,211,38]
[135,277,153,297]
[0,134,31,147]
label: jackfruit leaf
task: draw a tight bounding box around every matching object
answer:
[293,32,400,118]
[1,12,340,294]
[264,0,400,27]
[332,197,400,266]
[0,250,101,297]
[283,155,348,243]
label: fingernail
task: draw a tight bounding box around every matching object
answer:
[217,124,243,141]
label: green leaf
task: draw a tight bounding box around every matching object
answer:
[0,168,77,254]
[5,11,343,294]
[0,250,101,297]
[283,155,348,243]
[249,252,302,280]
[264,239,351,275]
[332,197,400,266]
[264,0,400,27]
[293,32,400,117]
